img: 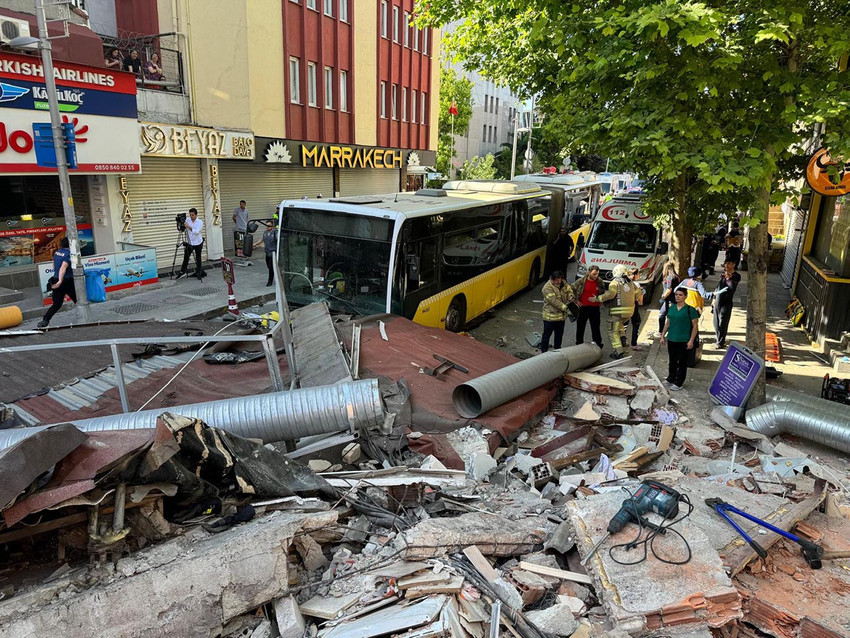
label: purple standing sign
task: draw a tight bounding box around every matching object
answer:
[708,342,765,407]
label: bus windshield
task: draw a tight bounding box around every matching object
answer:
[587,221,656,253]
[279,208,393,315]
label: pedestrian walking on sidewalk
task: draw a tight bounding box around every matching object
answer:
[254,220,278,286]
[38,237,76,328]
[627,267,645,349]
[540,271,574,352]
[176,208,205,280]
[571,265,603,348]
[657,261,680,335]
[725,221,743,269]
[593,264,637,360]
[233,200,249,257]
[660,288,699,391]
[712,258,741,348]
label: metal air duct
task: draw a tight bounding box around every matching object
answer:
[452,344,602,419]
[0,379,384,452]
[745,400,850,454]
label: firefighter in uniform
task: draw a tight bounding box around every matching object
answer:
[592,264,637,359]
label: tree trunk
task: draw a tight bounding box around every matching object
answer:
[670,173,693,273]
[746,186,770,406]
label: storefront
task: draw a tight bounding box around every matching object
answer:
[128,122,255,269]
[216,139,434,254]
[792,149,850,344]
[0,52,140,288]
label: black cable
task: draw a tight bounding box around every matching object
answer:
[608,486,694,566]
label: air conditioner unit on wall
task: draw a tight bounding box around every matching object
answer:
[0,17,32,44]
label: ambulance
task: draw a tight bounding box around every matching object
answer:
[575,194,668,295]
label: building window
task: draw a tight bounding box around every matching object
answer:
[813,194,850,277]
[421,92,427,123]
[307,62,317,106]
[404,12,410,47]
[411,89,417,123]
[413,27,419,51]
[381,1,387,38]
[484,95,489,112]
[495,98,499,114]
[393,6,399,43]
[392,84,398,119]
[289,57,300,103]
[339,0,348,22]
[306,0,316,9]
[324,67,333,108]
[402,88,408,121]
[494,126,498,141]
[340,70,348,111]
[422,28,429,55]
[324,0,333,16]
[380,81,387,118]
[482,124,487,141]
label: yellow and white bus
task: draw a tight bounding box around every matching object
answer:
[276,180,558,331]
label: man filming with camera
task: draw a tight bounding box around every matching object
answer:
[175,208,205,280]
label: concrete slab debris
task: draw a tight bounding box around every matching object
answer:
[525,602,580,636]
[300,592,363,620]
[320,595,446,638]
[273,596,306,638]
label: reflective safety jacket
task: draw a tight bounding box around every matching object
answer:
[596,276,636,317]
[542,279,574,321]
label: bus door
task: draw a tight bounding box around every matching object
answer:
[400,228,440,321]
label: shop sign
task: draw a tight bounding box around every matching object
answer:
[0,222,93,269]
[139,122,255,160]
[209,164,222,225]
[0,52,140,174]
[300,143,403,169]
[37,246,158,305]
[708,342,764,407]
[806,148,850,196]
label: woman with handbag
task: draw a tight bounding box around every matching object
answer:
[659,288,699,391]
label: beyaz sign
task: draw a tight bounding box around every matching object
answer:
[0,52,140,174]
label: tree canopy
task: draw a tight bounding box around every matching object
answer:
[437,67,474,177]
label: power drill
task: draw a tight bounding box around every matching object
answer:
[580,480,682,565]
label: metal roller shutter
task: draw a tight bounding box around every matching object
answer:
[338,168,400,196]
[126,158,204,270]
[219,164,334,251]
[781,206,806,288]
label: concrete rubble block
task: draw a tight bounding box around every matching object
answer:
[521,552,567,586]
[446,426,490,461]
[506,568,552,606]
[557,594,587,616]
[250,620,272,638]
[419,455,447,470]
[294,533,330,572]
[629,390,656,418]
[308,459,333,472]
[596,395,631,421]
[566,490,741,635]
[513,452,544,475]
[465,452,497,482]
[273,595,306,638]
[0,511,337,638]
[401,512,549,559]
[341,443,361,465]
[525,603,580,636]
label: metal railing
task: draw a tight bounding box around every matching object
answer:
[102,32,185,94]
[0,257,297,415]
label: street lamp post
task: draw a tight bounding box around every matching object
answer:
[10,0,90,322]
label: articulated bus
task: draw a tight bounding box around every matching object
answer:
[276,180,560,331]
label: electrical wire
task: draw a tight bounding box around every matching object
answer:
[135,319,252,412]
[608,485,694,566]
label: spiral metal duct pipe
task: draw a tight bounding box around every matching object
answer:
[452,344,602,418]
[766,386,849,419]
[0,379,384,451]
[745,401,850,454]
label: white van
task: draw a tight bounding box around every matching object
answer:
[575,194,668,294]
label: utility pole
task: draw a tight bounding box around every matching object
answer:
[34,0,91,321]
[510,108,519,180]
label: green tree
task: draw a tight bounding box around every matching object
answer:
[419,0,850,404]
[459,154,498,180]
[437,67,473,177]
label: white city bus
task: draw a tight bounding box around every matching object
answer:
[275,181,555,331]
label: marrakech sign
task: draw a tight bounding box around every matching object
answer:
[806,148,850,197]
[139,123,255,160]
[301,144,403,169]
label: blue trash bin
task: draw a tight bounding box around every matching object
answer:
[84,268,110,303]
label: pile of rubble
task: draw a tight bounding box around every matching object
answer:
[0,327,848,637]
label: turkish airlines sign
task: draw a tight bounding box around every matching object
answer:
[0,52,140,174]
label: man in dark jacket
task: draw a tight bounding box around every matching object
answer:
[712,258,741,348]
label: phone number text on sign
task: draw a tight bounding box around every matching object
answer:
[94,164,140,171]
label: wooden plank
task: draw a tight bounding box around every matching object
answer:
[517,561,593,585]
[586,356,632,373]
[563,372,636,396]
[405,575,465,598]
[300,592,362,620]
[398,571,452,590]
[463,545,499,582]
[548,448,604,471]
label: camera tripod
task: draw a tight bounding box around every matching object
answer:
[169,229,188,279]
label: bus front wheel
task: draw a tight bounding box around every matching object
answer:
[527,260,541,291]
[445,297,466,332]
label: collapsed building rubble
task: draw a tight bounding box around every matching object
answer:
[0,308,847,637]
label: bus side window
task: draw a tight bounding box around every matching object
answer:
[513,201,528,254]
[528,197,549,249]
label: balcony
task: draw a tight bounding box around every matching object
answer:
[103,32,191,124]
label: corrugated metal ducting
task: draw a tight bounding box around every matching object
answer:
[126,158,205,269]
[338,168,400,196]
[218,163,334,253]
